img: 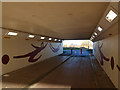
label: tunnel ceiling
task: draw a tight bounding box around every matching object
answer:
[2,2,109,40]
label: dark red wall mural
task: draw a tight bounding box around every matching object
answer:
[111,56,114,70]
[2,54,10,64]
[98,43,120,71]
[49,43,61,53]
[13,42,48,62]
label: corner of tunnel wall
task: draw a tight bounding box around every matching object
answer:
[93,23,119,88]
[2,29,63,75]
[118,9,120,90]
[0,32,1,89]
[118,2,120,89]
[0,1,2,90]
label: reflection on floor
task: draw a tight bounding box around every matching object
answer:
[2,55,115,89]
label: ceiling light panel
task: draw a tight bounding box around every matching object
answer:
[41,37,45,40]
[7,32,18,36]
[54,39,57,41]
[28,35,34,38]
[92,35,95,38]
[49,38,52,40]
[97,26,103,32]
[106,10,117,22]
[94,32,98,36]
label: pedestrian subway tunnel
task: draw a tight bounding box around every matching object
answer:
[0,1,120,90]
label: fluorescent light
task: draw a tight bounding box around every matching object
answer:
[41,37,45,40]
[49,38,52,40]
[58,40,61,41]
[94,32,97,36]
[98,26,103,32]
[54,39,57,41]
[92,35,95,38]
[28,35,34,38]
[106,10,117,22]
[7,32,18,36]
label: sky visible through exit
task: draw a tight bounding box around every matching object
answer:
[63,40,93,49]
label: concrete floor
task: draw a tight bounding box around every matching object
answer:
[29,56,115,89]
[30,57,96,88]
[2,56,70,88]
[2,55,115,89]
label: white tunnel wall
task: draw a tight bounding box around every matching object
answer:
[2,30,63,74]
[93,23,118,88]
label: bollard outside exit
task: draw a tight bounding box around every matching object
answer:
[71,48,72,55]
[81,49,82,54]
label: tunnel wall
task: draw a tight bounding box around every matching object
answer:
[93,23,119,88]
[2,30,63,74]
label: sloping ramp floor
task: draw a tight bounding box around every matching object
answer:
[2,56,116,89]
[29,56,115,89]
[2,56,70,88]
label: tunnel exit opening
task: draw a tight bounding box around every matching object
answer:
[63,40,93,57]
